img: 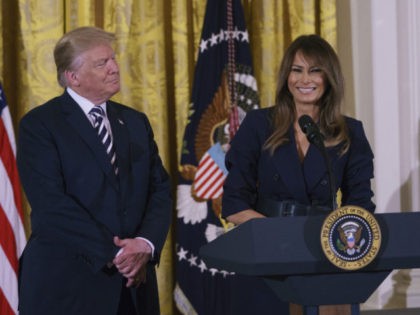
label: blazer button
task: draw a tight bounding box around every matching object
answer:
[320,179,328,186]
[273,174,279,181]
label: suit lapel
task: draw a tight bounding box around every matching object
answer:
[302,144,327,193]
[60,92,119,190]
[271,128,310,204]
[303,144,340,194]
[270,124,341,203]
[106,102,130,179]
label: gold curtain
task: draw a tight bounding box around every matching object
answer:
[0,1,336,314]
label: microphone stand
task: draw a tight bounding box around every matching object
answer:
[299,115,337,211]
[318,144,338,211]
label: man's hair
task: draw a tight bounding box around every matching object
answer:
[54,26,116,87]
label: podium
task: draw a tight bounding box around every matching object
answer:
[199,212,420,315]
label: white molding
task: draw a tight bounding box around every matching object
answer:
[397,0,420,213]
[395,0,420,307]
[348,0,420,309]
[406,270,420,307]
[369,0,401,215]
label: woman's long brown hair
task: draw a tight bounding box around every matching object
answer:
[263,34,349,155]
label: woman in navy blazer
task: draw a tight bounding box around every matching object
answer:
[222,35,375,315]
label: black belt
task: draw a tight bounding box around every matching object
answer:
[256,198,331,217]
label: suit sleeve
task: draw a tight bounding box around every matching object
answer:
[17,111,118,272]
[222,110,264,218]
[341,120,376,212]
[135,114,172,262]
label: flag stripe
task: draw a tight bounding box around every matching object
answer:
[0,158,26,258]
[202,175,225,199]
[1,105,17,154]
[194,155,212,180]
[0,289,15,315]
[0,246,18,314]
[194,172,221,195]
[0,205,18,272]
[197,154,211,168]
[199,171,225,198]
[0,118,24,224]
[194,163,219,189]
[0,86,26,315]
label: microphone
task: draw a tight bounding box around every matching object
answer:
[298,115,324,149]
[298,115,337,211]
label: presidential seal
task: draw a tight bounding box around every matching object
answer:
[320,205,381,271]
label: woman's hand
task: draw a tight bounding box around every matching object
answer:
[226,209,265,225]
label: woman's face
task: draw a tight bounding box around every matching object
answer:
[287,51,326,108]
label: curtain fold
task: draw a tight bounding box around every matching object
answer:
[0,1,336,314]
[65,0,97,30]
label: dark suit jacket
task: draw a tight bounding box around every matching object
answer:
[222,108,375,217]
[17,91,172,315]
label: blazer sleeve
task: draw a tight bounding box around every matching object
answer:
[17,110,118,272]
[222,110,268,218]
[134,114,172,261]
[340,119,376,212]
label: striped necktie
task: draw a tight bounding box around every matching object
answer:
[89,106,118,175]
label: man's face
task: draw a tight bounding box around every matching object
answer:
[72,44,120,104]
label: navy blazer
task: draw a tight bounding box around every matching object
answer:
[17,91,172,315]
[222,108,375,217]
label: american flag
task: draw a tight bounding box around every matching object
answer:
[0,84,27,315]
[193,143,228,200]
[174,0,259,313]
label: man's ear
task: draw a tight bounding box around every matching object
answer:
[64,70,80,87]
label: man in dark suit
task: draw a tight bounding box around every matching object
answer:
[16,26,172,315]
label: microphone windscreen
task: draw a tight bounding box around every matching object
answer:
[298,114,315,134]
